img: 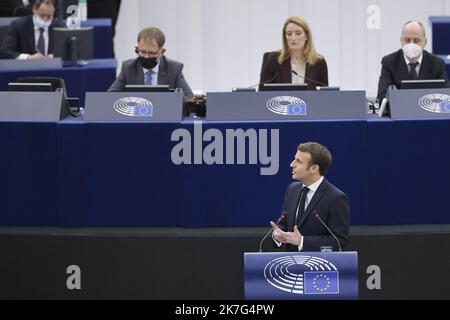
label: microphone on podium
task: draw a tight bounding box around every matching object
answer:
[314,211,342,252]
[378,84,396,117]
[259,212,286,252]
[234,71,281,92]
[291,70,329,88]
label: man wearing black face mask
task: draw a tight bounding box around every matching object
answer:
[108,26,193,97]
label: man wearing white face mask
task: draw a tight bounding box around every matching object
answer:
[0,0,63,60]
[377,20,448,101]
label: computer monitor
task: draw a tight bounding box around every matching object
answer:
[16,77,67,97]
[53,27,94,66]
[401,79,447,89]
[124,84,173,92]
[259,83,308,91]
[8,82,53,92]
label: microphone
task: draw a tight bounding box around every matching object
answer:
[291,70,328,88]
[259,212,286,252]
[245,70,281,90]
[378,85,396,117]
[314,211,342,252]
[377,97,388,117]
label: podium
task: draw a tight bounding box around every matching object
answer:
[244,252,358,300]
[206,90,366,121]
[84,92,185,121]
[389,88,450,119]
[0,91,66,121]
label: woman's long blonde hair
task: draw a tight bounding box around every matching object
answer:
[278,16,322,66]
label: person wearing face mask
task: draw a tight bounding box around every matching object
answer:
[259,16,328,90]
[108,26,193,98]
[377,20,449,101]
[0,0,63,60]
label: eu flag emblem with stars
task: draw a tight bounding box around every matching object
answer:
[133,105,153,116]
[287,103,306,115]
[304,271,339,294]
[439,101,450,113]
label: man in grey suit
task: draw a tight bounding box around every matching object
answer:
[108,26,193,97]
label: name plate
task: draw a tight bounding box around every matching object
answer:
[84,92,185,121]
[206,90,366,121]
[389,88,450,119]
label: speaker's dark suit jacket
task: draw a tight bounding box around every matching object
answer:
[108,56,193,97]
[0,15,63,59]
[279,178,350,252]
[377,49,448,100]
[259,51,328,90]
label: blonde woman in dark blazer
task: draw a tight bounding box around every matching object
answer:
[260,16,328,90]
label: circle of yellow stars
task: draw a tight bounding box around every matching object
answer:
[312,274,331,292]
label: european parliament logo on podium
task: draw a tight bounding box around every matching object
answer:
[113,97,154,117]
[244,252,358,300]
[418,94,450,113]
[266,96,307,116]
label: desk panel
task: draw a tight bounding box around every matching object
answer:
[368,117,450,224]
[2,100,450,227]
[0,58,116,107]
[430,16,450,55]
[0,122,57,225]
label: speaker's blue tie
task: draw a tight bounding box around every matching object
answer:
[144,70,153,85]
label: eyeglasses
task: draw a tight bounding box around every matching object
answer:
[134,47,160,57]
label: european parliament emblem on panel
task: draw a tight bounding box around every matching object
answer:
[264,255,339,295]
[418,94,450,113]
[113,97,154,117]
[266,96,307,116]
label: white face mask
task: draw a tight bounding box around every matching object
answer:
[402,43,423,60]
[34,15,52,29]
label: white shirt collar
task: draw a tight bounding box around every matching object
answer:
[304,176,324,193]
[403,52,423,66]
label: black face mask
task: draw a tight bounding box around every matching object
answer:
[138,56,158,69]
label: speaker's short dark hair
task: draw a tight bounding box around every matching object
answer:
[34,0,56,9]
[298,142,332,176]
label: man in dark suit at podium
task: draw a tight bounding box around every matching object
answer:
[108,26,193,98]
[0,0,63,59]
[377,20,448,101]
[271,142,350,252]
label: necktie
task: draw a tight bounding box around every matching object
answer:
[144,70,153,85]
[295,186,310,226]
[37,28,45,56]
[409,62,419,80]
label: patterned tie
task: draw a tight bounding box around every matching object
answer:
[37,28,45,56]
[295,186,310,226]
[409,62,419,80]
[144,70,153,85]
